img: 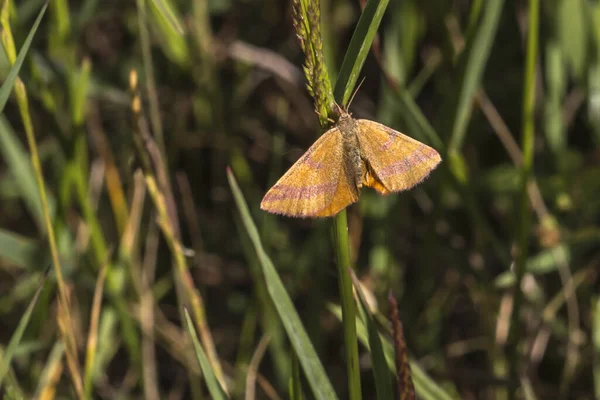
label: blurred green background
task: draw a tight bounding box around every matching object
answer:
[0,0,599,398]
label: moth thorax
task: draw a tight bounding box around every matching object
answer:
[339,116,363,187]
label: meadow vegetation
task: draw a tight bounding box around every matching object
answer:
[0,0,599,399]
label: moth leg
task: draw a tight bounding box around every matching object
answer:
[361,159,391,195]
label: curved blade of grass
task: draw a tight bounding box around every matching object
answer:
[0,0,49,113]
[289,350,304,400]
[333,0,390,106]
[0,266,49,389]
[0,115,54,230]
[328,304,455,400]
[227,168,339,400]
[593,296,600,399]
[447,0,505,153]
[33,341,65,399]
[349,270,393,400]
[184,308,228,400]
[0,229,43,268]
[149,0,184,35]
[146,0,189,65]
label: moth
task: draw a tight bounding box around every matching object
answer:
[260,107,441,217]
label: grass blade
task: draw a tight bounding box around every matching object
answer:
[593,296,600,399]
[349,271,393,400]
[0,229,43,269]
[227,168,339,400]
[334,0,390,106]
[148,0,184,35]
[0,266,49,389]
[0,115,53,230]
[0,0,49,113]
[289,350,304,400]
[184,307,229,400]
[447,0,505,152]
[328,304,455,400]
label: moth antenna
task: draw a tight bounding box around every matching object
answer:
[347,77,366,111]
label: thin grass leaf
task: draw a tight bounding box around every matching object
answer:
[0,115,54,230]
[593,296,600,399]
[0,228,43,269]
[84,261,109,399]
[149,0,184,35]
[184,308,228,400]
[146,0,189,65]
[521,377,538,400]
[349,271,393,400]
[447,0,505,152]
[0,0,49,113]
[227,168,339,400]
[328,304,455,400]
[544,38,566,153]
[509,0,540,395]
[334,0,389,106]
[0,267,49,389]
[289,350,304,400]
[71,58,91,126]
[34,341,65,399]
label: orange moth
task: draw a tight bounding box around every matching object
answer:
[260,105,441,218]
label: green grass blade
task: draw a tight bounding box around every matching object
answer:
[333,0,390,106]
[593,296,600,399]
[328,304,455,400]
[148,0,184,35]
[0,115,54,230]
[447,0,505,152]
[0,267,49,389]
[393,89,444,149]
[509,0,540,396]
[0,0,49,113]
[289,350,304,400]
[349,271,393,400]
[0,229,43,269]
[183,307,229,400]
[146,0,189,65]
[227,168,339,400]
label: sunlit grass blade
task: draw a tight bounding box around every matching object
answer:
[0,266,49,389]
[84,261,109,399]
[0,229,43,269]
[0,115,53,230]
[447,0,505,152]
[593,296,600,399]
[0,0,49,113]
[349,270,393,400]
[334,0,390,106]
[183,307,228,400]
[227,168,339,400]
[149,0,184,35]
[328,304,455,400]
[510,0,540,395]
[146,0,189,65]
[34,341,65,399]
[289,351,304,400]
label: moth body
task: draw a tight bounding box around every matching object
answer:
[338,112,364,191]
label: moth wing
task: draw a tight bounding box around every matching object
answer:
[261,128,359,217]
[356,120,441,194]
